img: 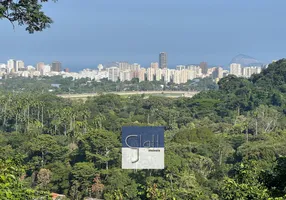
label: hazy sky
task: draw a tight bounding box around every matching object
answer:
[1,0,286,70]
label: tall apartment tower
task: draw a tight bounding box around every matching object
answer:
[36,62,45,71]
[159,52,167,69]
[199,62,208,74]
[7,59,16,73]
[108,67,120,82]
[212,67,224,79]
[51,61,62,72]
[230,63,242,77]
[16,60,24,71]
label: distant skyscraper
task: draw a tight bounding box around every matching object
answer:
[162,68,171,83]
[212,67,224,79]
[7,59,16,73]
[147,68,155,81]
[199,62,208,74]
[242,66,262,78]
[119,62,130,71]
[119,70,132,82]
[51,61,62,72]
[173,70,181,84]
[155,69,162,81]
[138,68,146,82]
[159,52,167,69]
[180,69,188,83]
[230,63,242,77]
[16,60,24,72]
[42,65,51,75]
[36,62,45,72]
[187,69,196,80]
[108,67,119,82]
[130,63,140,71]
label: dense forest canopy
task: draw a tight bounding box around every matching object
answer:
[1,59,286,199]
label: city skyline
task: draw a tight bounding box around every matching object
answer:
[1,0,286,67]
[0,52,269,73]
[0,53,265,84]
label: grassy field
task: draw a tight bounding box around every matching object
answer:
[58,91,198,100]
[117,92,185,98]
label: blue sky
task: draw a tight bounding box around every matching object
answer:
[0,0,286,70]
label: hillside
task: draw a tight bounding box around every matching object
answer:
[1,59,286,199]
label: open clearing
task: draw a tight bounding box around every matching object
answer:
[58,91,199,100]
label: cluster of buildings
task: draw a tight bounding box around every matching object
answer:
[0,59,66,78]
[229,63,262,78]
[0,52,265,83]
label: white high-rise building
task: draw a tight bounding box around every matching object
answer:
[230,63,242,77]
[180,69,188,83]
[36,62,45,72]
[42,65,51,75]
[108,67,119,82]
[162,68,171,83]
[173,70,181,84]
[130,63,140,71]
[147,68,155,81]
[119,62,130,71]
[187,69,196,80]
[187,65,202,78]
[256,67,262,74]
[119,70,131,82]
[16,60,25,72]
[138,68,146,82]
[242,66,262,78]
[7,59,16,73]
[155,68,162,81]
[212,67,224,79]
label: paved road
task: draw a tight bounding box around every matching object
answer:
[58,91,199,99]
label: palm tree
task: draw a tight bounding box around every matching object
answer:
[93,113,106,129]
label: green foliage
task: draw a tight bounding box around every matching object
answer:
[0,0,56,33]
[0,76,216,94]
[1,59,286,198]
[172,127,213,144]
[0,159,51,199]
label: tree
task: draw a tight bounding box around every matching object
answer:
[0,159,51,199]
[91,174,104,199]
[0,0,56,33]
[103,169,139,200]
[26,134,67,169]
[220,161,270,199]
[37,168,52,190]
[262,157,286,198]
[78,129,120,170]
[249,105,281,135]
[70,162,97,200]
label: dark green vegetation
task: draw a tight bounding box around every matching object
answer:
[0,0,55,33]
[1,59,286,199]
[0,76,216,94]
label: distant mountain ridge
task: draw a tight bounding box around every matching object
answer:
[230,54,264,67]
